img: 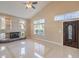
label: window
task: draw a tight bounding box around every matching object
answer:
[33,19,45,35]
[20,31,25,38]
[19,20,25,30]
[0,17,6,39]
[0,17,5,30]
[54,11,79,21]
[0,33,5,40]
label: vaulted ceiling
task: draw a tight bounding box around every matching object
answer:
[0,1,50,19]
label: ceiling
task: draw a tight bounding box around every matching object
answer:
[0,1,50,19]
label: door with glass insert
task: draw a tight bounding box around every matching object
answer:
[63,21,78,48]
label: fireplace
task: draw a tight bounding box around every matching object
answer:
[10,32,20,39]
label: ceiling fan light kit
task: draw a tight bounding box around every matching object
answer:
[24,1,38,9]
[25,3,32,8]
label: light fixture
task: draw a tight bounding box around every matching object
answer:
[23,1,38,9]
[25,1,32,8]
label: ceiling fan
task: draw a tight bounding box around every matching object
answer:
[23,1,38,9]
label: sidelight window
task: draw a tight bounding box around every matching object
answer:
[68,25,72,39]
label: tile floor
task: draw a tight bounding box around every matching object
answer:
[0,39,79,58]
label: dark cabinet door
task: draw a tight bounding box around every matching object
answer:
[63,21,78,48]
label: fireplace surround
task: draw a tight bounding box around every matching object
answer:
[10,32,20,39]
[0,32,26,43]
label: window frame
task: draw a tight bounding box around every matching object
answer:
[33,19,45,36]
[0,17,6,30]
[19,20,25,30]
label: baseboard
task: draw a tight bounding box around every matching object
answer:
[34,38,63,47]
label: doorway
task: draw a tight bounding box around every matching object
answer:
[63,21,78,48]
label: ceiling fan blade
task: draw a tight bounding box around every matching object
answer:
[32,2,38,4]
[32,5,35,9]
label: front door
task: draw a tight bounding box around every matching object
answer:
[63,21,78,48]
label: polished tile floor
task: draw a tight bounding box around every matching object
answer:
[0,39,79,58]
